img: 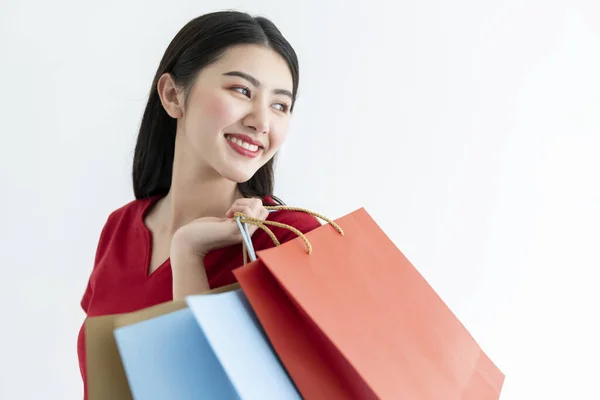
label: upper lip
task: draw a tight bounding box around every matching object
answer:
[225,133,264,148]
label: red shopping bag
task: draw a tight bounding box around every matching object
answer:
[234,207,504,400]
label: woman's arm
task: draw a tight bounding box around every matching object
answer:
[169,198,269,300]
[170,237,210,300]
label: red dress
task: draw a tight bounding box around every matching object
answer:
[77,196,321,398]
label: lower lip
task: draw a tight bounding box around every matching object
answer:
[226,138,262,158]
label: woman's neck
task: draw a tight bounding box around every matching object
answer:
[159,175,240,235]
[150,131,243,235]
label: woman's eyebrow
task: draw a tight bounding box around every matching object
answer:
[222,70,293,99]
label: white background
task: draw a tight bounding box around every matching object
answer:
[1,0,599,398]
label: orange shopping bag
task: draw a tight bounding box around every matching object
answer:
[233,207,505,400]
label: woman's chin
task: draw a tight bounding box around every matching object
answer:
[220,168,257,184]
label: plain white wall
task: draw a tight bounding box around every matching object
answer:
[1,0,599,398]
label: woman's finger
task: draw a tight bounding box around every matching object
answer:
[227,204,252,217]
[238,198,263,216]
[257,206,269,221]
[226,198,265,218]
[231,197,261,208]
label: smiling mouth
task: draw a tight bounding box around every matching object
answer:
[225,134,264,158]
[225,135,262,152]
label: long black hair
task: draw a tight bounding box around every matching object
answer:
[132,11,298,203]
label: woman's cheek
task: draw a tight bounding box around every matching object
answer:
[204,95,240,127]
[268,126,289,153]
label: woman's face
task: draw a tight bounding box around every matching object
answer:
[170,44,294,183]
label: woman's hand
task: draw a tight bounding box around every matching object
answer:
[169,198,268,299]
[172,197,269,257]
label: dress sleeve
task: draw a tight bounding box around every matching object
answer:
[80,213,116,313]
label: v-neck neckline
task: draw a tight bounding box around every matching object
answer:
[140,196,171,279]
[138,194,279,279]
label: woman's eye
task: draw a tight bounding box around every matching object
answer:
[233,86,251,97]
[273,103,290,112]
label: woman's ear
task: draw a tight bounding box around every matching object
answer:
[156,73,184,119]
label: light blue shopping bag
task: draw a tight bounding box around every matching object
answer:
[113,288,301,400]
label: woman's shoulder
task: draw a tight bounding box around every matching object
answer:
[104,196,156,224]
[97,196,158,240]
[87,197,157,274]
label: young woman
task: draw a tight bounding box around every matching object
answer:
[77,11,321,397]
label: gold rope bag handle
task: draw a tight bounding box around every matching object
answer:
[264,206,344,236]
[235,206,344,265]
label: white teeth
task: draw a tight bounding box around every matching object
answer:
[227,136,260,152]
